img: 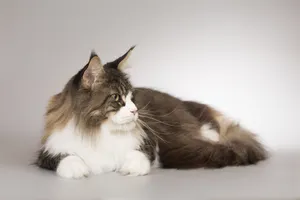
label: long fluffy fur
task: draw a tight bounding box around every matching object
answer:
[134,88,267,169]
[36,49,267,178]
[161,123,267,168]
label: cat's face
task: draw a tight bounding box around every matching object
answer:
[108,91,138,129]
[72,47,139,130]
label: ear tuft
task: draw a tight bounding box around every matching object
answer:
[89,50,98,60]
[128,45,136,51]
[118,45,135,70]
[108,45,136,71]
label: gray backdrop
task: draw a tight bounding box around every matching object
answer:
[0,1,299,200]
[0,0,299,149]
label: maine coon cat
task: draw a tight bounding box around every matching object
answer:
[36,47,267,178]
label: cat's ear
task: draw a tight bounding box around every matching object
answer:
[82,51,104,89]
[109,46,135,71]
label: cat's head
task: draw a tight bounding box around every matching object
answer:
[69,46,138,131]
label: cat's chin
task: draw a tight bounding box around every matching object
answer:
[108,121,137,132]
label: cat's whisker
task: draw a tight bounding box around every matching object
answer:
[138,101,151,112]
[159,104,181,117]
[137,119,168,144]
[138,112,198,129]
[139,114,179,127]
[139,105,182,118]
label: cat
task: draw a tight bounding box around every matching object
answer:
[35,46,267,178]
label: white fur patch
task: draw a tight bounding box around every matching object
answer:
[44,119,147,178]
[119,150,151,176]
[200,124,220,142]
[56,156,89,179]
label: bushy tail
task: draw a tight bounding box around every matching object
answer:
[161,122,268,169]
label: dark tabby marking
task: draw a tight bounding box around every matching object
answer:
[35,149,66,171]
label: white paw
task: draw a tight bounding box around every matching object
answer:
[119,151,150,176]
[56,156,90,179]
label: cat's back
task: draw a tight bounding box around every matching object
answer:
[133,87,199,129]
[133,87,183,110]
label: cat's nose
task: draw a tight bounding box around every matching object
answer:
[130,108,137,114]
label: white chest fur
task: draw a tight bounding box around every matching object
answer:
[44,119,150,178]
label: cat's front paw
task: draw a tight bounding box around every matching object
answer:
[56,156,89,179]
[119,151,151,176]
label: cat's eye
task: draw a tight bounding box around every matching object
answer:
[111,94,120,101]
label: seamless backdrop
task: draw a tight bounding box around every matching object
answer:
[0,0,299,150]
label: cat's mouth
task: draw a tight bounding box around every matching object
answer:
[110,112,139,128]
[112,114,139,132]
[116,114,138,125]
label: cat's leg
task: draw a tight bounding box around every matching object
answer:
[85,154,117,175]
[56,155,90,179]
[36,149,90,179]
[118,150,151,176]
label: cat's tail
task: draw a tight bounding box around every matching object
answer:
[161,117,268,169]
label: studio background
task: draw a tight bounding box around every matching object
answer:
[1,0,299,150]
